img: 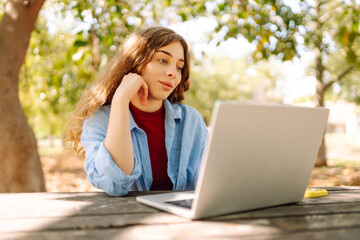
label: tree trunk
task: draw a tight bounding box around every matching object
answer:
[0,0,46,192]
[90,28,100,72]
[314,49,328,167]
[313,0,328,167]
[314,94,328,167]
[315,135,327,167]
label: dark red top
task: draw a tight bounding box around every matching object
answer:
[129,103,173,190]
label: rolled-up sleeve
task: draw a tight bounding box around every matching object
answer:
[183,107,208,188]
[193,122,208,186]
[81,108,141,196]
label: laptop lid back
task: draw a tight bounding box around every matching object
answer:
[192,102,329,219]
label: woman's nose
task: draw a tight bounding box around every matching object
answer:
[167,65,177,78]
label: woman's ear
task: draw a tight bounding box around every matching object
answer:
[135,65,143,75]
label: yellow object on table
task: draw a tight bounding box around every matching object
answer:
[304,188,328,198]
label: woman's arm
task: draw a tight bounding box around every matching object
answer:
[81,107,142,196]
[104,73,148,175]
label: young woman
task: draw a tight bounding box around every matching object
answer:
[65,27,208,197]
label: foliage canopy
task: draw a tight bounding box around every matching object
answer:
[4,0,358,139]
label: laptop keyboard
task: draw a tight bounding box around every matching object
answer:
[166,198,193,209]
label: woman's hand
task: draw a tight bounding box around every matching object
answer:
[105,73,148,175]
[113,73,148,106]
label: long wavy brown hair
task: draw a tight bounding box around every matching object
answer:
[64,27,191,155]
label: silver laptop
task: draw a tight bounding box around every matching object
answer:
[136,101,329,219]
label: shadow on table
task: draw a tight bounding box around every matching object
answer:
[2,191,283,239]
[4,187,360,239]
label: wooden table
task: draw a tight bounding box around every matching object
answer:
[1,187,360,239]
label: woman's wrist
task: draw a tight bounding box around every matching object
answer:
[111,94,131,109]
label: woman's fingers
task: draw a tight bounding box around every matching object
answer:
[138,82,148,106]
[113,73,148,104]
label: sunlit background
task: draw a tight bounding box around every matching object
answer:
[1,0,359,191]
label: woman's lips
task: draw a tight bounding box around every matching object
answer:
[159,81,173,89]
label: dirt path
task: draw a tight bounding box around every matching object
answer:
[40,152,360,192]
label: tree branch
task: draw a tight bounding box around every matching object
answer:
[323,64,356,91]
[318,5,344,24]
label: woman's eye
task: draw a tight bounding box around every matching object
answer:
[177,66,183,71]
[159,59,167,64]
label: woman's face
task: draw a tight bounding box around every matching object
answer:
[141,41,185,102]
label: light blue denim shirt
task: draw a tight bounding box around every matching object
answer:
[81,99,208,197]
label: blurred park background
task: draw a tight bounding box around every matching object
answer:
[1,0,360,192]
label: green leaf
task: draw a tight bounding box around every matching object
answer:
[179,12,188,21]
[346,49,357,63]
[354,96,360,105]
[73,40,87,47]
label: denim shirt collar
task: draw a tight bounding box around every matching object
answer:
[129,99,182,130]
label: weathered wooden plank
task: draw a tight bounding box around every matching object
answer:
[2,201,360,234]
[2,222,360,240]
[212,201,360,220]
[301,192,360,205]
[321,186,360,191]
[1,188,360,240]
[275,228,360,240]
[3,201,360,233]
[0,192,156,219]
[1,191,360,233]
[230,213,360,232]
[0,221,282,240]
[0,213,189,233]
[1,189,359,220]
